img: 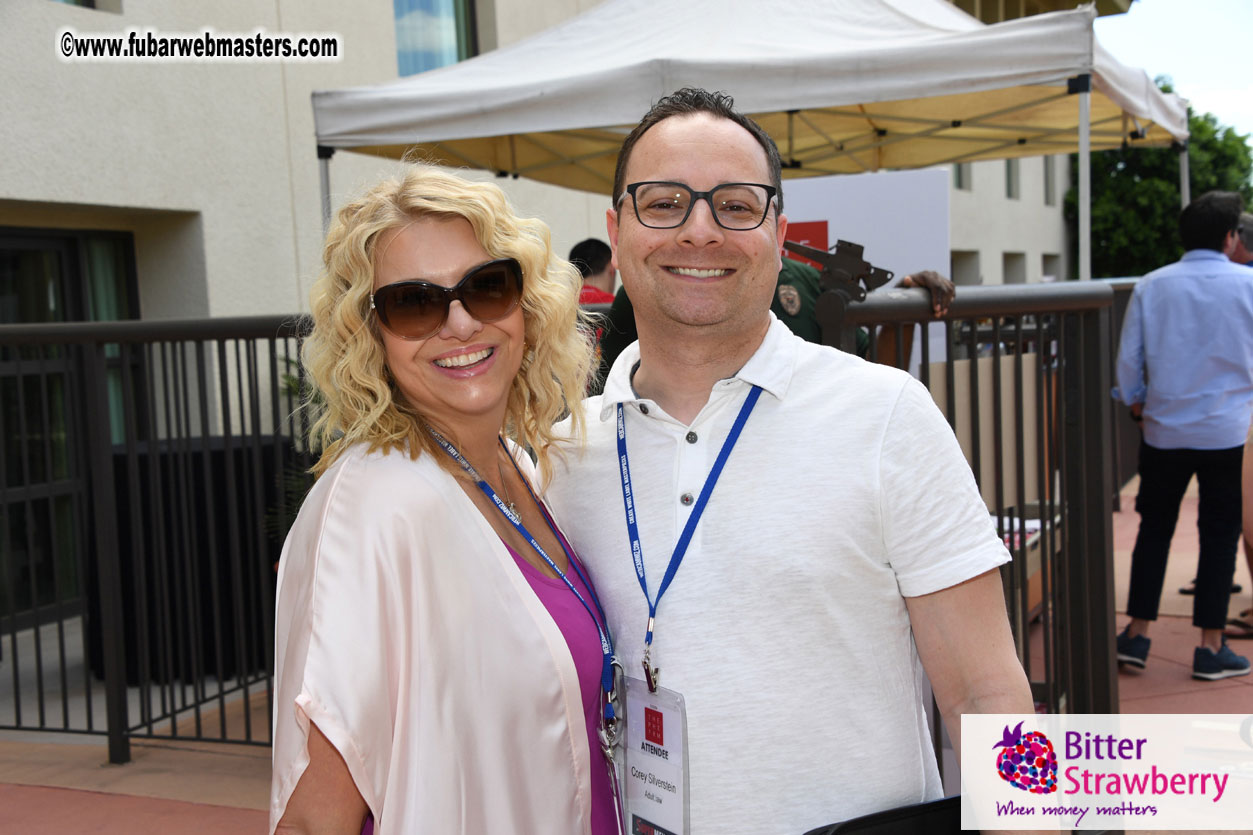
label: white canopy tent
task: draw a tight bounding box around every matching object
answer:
[312,0,1189,279]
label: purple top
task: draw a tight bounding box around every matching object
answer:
[505,529,617,835]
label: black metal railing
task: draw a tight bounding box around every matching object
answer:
[0,316,312,763]
[842,281,1118,716]
[1,285,1121,766]
[1101,278,1142,507]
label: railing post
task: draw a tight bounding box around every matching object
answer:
[816,289,858,354]
[1062,308,1119,713]
[85,343,130,763]
[1084,306,1119,713]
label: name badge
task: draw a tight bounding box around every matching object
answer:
[623,676,689,835]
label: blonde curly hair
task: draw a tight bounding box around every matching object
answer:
[303,164,593,485]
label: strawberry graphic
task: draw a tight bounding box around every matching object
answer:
[993,721,1058,794]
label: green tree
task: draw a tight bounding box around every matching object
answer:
[1064,79,1252,278]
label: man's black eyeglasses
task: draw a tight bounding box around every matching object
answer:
[622,181,778,231]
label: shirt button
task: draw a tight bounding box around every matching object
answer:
[685,431,698,444]
[680,492,694,506]
[639,404,650,415]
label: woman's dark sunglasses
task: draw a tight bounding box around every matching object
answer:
[370,258,524,340]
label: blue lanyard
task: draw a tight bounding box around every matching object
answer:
[616,384,762,689]
[430,431,617,721]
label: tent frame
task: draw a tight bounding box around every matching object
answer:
[318,70,1198,284]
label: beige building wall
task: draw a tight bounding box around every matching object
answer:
[1,0,610,319]
[3,1,400,318]
[949,155,1070,285]
[3,0,1068,321]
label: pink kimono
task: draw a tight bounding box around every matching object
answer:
[270,444,594,834]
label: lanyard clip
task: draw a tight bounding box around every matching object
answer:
[598,718,621,760]
[642,649,660,693]
[643,661,660,693]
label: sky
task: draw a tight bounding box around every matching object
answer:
[1094,0,1252,138]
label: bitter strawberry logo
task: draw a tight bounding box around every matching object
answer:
[994,721,1058,794]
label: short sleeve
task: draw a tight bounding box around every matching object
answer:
[269,450,436,830]
[878,377,1010,597]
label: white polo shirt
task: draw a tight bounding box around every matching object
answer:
[547,314,1009,834]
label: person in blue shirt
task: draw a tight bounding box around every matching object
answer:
[1114,191,1253,680]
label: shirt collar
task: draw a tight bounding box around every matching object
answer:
[597,312,796,421]
[1180,248,1233,263]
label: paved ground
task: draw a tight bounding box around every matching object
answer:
[0,732,268,832]
[0,474,1247,833]
[1112,475,1253,713]
[1,783,266,833]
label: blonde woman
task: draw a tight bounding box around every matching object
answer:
[271,165,617,834]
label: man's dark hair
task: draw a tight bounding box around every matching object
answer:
[611,87,784,214]
[1179,191,1243,252]
[568,238,613,279]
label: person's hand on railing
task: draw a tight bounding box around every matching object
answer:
[900,270,956,318]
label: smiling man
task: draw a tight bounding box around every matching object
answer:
[547,88,1034,834]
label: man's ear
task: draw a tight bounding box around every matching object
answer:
[775,212,788,272]
[607,206,620,272]
[1223,228,1240,258]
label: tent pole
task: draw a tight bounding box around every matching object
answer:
[1075,75,1091,282]
[1178,143,1190,207]
[318,145,335,233]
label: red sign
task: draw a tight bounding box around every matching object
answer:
[784,220,829,269]
[644,707,664,746]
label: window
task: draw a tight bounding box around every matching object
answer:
[0,228,138,623]
[1042,254,1061,283]
[953,162,972,191]
[1002,251,1026,285]
[1005,158,1020,200]
[950,250,981,286]
[1043,155,1057,206]
[0,229,136,326]
[394,0,476,76]
[0,228,139,444]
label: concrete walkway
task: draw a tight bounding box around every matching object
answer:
[0,475,1248,833]
[0,732,268,832]
[2,783,266,833]
[1113,475,1253,714]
